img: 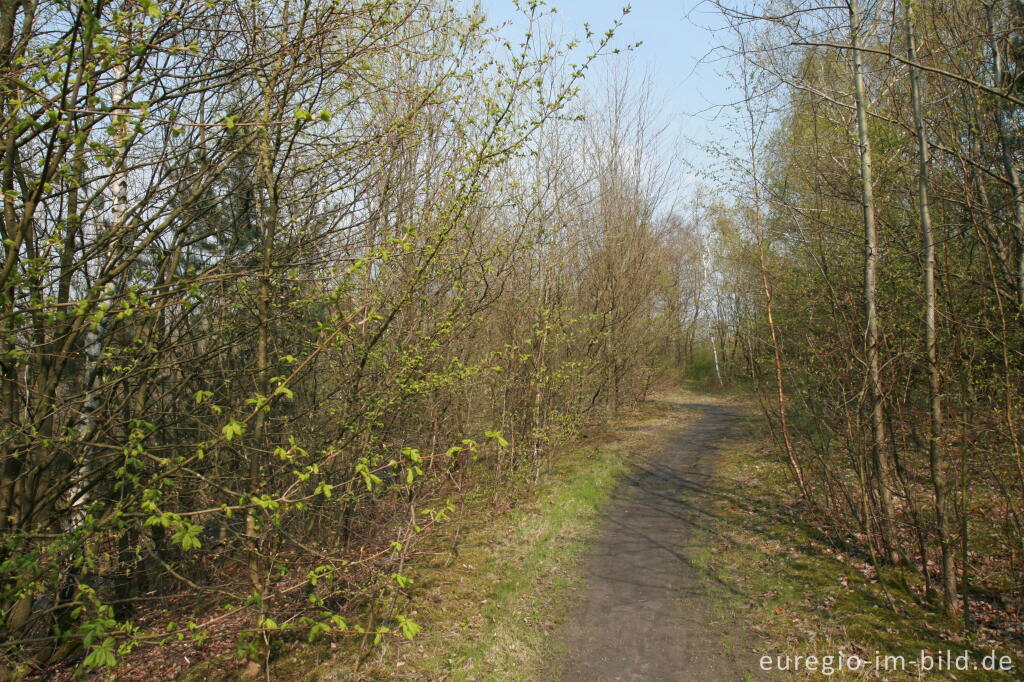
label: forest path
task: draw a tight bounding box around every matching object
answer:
[551,399,764,682]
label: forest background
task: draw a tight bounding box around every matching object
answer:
[1,0,1022,677]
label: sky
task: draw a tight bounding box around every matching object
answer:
[476,0,745,192]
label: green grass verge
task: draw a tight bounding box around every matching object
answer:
[690,412,1023,681]
[305,401,692,681]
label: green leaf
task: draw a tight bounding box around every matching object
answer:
[171,522,203,551]
[140,0,162,18]
[355,461,382,491]
[222,419,245,441]
[307,622,330,642]
[485,430,509,448]
[82,637,118,669]
[397,615,421,640]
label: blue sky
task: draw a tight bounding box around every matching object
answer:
[476,1,744,189]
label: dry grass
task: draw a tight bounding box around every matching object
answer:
[688,413,1024,681]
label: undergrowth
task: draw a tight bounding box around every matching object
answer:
[271,400,692,681]
[691,414,1024,681]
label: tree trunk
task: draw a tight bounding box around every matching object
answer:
[740,64,810,503]
[985,1,1024,316]
[850,0,898,562]
[906,0,957,616]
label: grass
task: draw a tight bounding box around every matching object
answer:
[688,410,1024,680]
[195,392,1020,681]
[300,400,694,681]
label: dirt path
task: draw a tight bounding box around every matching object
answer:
[553,400,764,682]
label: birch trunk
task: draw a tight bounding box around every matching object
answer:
[850,0,898,562]
[906,0,957,615]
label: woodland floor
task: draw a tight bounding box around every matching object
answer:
[318,392,770,682]
[174,390,1022,680]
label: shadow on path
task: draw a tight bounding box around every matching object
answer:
[553,401,767,682]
